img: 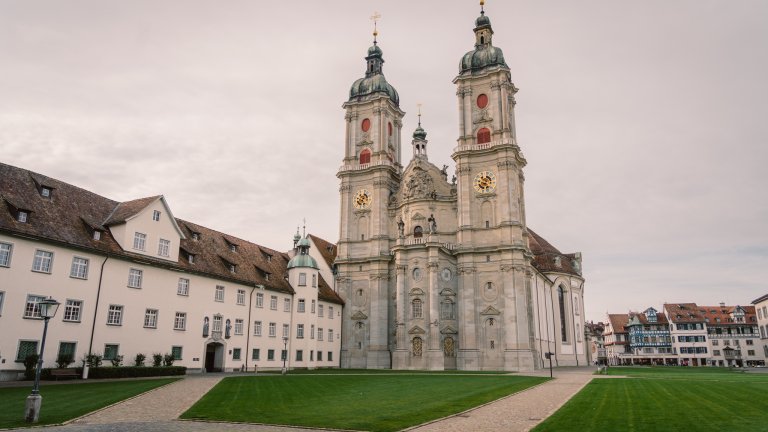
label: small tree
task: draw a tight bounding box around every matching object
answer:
[85,353,103,368]
[23,354,39,380]
[111,354,124,367]
[163,353,175,367]
[134,353,146,367]
[56,353,74,368]
[152,353,163,367]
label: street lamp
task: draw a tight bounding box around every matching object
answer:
[25,297,60,423]
[281,336,288,375]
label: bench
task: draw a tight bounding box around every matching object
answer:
[50,369,78,380]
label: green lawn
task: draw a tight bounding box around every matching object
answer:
[534,367,768,432]
[182,374,547,431]
[0,378,178,429]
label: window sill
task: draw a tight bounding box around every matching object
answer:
[31,270,52,274]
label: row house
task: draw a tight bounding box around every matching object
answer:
[606,302,765,367]
[0,162,344,380]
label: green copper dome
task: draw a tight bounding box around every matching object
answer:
[413,125,427,140]
[459,46,507,74]
[287,235,318,269]
[286,254,318,270]
[475,13,491,28]
[349,43,400,106]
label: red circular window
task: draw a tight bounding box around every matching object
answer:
[477,94,489,108]
[388,122,393,136]
[361,118,371,132]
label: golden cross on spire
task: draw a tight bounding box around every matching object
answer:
[370,11,381,42]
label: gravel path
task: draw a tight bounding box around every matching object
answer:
[16,368,605,432]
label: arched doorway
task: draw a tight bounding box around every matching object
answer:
[205,342,224,372]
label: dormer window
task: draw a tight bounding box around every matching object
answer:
[17,211,28,223]
[188,253,195,264]
[152,210,161,221]
[40,187,51,198]
[93,231,102,241]
[230,244,237,253]
[230,264,237,273]
[265,273,270,281]
[266,254,272,262]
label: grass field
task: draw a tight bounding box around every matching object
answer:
[0,378,178,429]
[533,367,768,432]
[182,374,547,431]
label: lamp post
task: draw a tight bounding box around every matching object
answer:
[281,336,288,375]
[25,297,60,423]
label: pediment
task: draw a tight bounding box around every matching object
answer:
[480,305,501,315]
[411,212,426,221]
[409,288,425,296]
[440,288,456,297]
[399,160,454,200]
[351,310,368,320]
[440,326,458,335]
[408,326,426,335]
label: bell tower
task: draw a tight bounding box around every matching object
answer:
[336,16,404,369]
[451,1,536,371]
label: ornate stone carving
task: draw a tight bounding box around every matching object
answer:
[480,305,501,315]
[427,261,439,272]
[408,326,426,335]
[500,264,515,272]
[339,185,351,192]
[473,108,493,124]
[370,272,390,280]
[404,167,435,199]
[396,264,408,273]
[497,159,516,170]
[351,310,368,320]
[455,164,472,174]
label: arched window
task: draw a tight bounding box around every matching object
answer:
[413,225,423,238]
[388,122,393,136]
[477,128,491,144]
[412,299,423,319]
[558,286,568,342]
[359,149,371,165]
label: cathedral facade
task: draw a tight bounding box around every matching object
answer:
[336,7,587,371]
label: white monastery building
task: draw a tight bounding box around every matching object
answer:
[0,4,588,377]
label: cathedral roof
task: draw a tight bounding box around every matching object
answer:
[0,162,344,305]
[459,9,508,75]
[527,228,582,276]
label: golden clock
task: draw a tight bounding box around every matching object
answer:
[474,171,497,193]
[354,189,372,209]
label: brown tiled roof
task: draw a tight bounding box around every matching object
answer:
[664,303,705,323]
[607,314,629,334]
[628,311,669,325]
[699,305,757,326]
[318,273,343,304]
[103,196,162,226]
[308,234,337,268]
[0,162,344,305]
[527,228,581,276]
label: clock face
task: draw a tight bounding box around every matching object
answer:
[474,171,497,193]
[354,189,372,209]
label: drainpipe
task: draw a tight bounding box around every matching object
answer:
[84,255,109,379]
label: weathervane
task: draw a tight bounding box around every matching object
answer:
[480,0,485,14]
[417,103,423,127]
[371,11,381,43]
[302,218,306,237]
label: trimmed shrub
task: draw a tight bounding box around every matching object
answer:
[85,353,103,368]
[163,354,175,367]
[71,366,186,379]
[56,353,75,368]
[152,353,163,367]
[134,353,146,367]
[111,355,124,367]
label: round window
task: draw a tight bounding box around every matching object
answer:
[362,118,371,132]
[477,94,489,109]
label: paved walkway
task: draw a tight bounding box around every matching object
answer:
[14,368,604,432]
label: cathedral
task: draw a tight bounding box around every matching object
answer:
[335,4,588,371]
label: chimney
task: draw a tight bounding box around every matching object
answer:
[719,302,726,307]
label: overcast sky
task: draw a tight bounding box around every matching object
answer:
[2,0,767,323]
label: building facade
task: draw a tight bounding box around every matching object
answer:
[753,294,768,362]
[335,5,587,371]
[0,164,344,380]
[605,302,765,367]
